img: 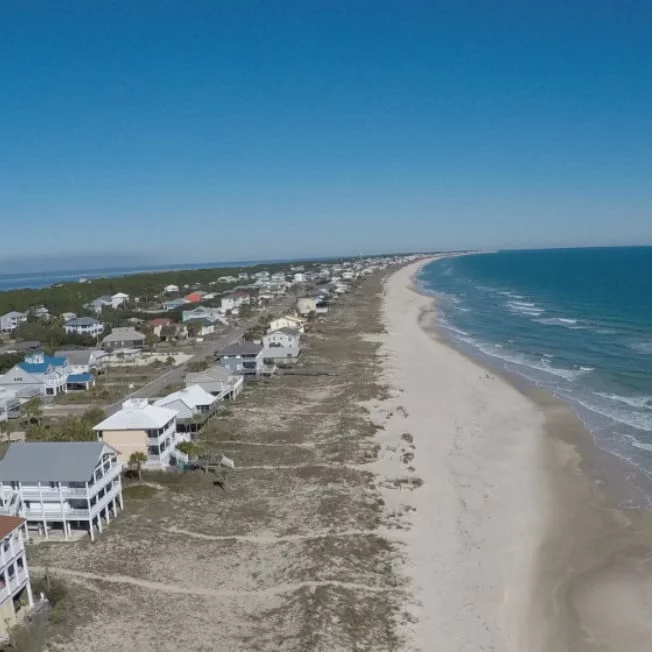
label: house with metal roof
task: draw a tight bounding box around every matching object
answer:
[0,442,123,541]
[101,327,146,352]
[93,398,178,469]
[262,328,302,363]
[0,515,34,637]
[217,342,264,378]
[184,365,244,400]
[164,297,188,311]
[63,316,104,338]
[154,385,218,438]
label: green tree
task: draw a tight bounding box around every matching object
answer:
[56,416,95,441]
[22,397,43,427]
[165,355,176,367]
[81,406,106,427]
[0,419,16,441]
[186,322,202,338]
[160,323,177,341]
[176,441,198,458]
[129,451,147,481]
[141,324,157,351]
[187,360,209,373]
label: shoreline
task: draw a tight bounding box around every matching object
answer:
[379,258,652,651]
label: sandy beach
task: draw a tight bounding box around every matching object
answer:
[377,258,652,651]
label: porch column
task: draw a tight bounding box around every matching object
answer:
[96,515,102,534]
[89,520,94,542]
[37,482,47,539]
[58,482,67,540]
[105,504,110,525]
[23,557,34,606]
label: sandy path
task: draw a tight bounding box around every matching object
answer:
[377,259,549,652]
[161,526,385,543]
[33,566,394,597]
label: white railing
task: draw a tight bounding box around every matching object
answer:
[36,487,121,520]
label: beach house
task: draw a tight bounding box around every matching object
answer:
[0,442,123,541]
[101,327,146,352]
[0,516,34,639]
[0,351,71,397]
[296,297,318,316]
[93,399,178,469]
[154,385,218,438]
[184,365,244,400]
[267,316,305,333]
[0,312,27,333]
[217,342,264,378]
[110,293,129,308]
[63,316,104,338]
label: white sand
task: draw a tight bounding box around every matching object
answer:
[375,259,549,651]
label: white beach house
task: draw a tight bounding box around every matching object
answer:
[184,365,244,400]
[154,385,218,439]
[63,316,104,338]
[0,516,34,640]
[93,398,178,469]
[0,442,123,542]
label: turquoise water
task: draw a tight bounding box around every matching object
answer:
[419,247,652,494]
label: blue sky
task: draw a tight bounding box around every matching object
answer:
[1,1,651,270]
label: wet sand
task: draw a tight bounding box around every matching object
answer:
[381,259,652,651]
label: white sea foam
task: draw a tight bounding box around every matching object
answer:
[596,392,652,410]
[438,319,469,337]
[454,335,589,382]
[534,317,580,328]
[570,396,652,433]
[629,341,652,355]
[628,438,652,453]
[505,301,544,317]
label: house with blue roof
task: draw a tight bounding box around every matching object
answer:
[0,351,95,398]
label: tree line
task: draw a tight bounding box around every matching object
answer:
[0,261,311,316]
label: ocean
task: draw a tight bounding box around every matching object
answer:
[0,263,238,292]
[418,247,652,496]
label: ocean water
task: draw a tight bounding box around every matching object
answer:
[418,247,652,493]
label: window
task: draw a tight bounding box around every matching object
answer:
[50,482,56,489]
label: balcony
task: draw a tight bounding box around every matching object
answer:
[147,422,176,444]
[23,486,121,521]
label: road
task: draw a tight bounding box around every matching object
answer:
[107,296,294,413]
[39,297,294,418]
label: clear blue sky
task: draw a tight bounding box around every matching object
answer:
[2,1,651,271]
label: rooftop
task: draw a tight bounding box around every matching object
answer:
[93,399,177,431]
[219,342,263,356]
[102,328,146,343]
[0,516,25,539]
[0,442,116,483]
[185,364,232,384]
[64,316,101,327]
[154,385,217,410]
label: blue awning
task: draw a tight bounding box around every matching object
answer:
[67,373,94,384]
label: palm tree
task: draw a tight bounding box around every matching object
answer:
[129,451,147,481]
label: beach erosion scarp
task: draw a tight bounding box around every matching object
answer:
[377,259,652,651]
